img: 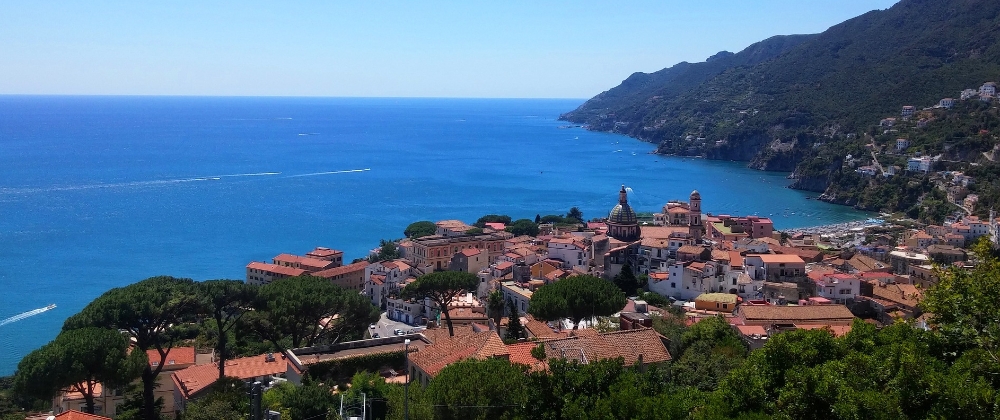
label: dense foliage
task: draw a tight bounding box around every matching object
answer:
[505,219,540,237]
[527,275,626,329]
[8,275,379,420]
[404,221,437,238]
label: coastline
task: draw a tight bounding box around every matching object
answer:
[780,218,885,235]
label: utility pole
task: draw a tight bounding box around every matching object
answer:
[361,392,367,420]
[404,338,411,420]
[249,381,262,420]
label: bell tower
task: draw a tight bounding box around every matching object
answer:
[689,190,702,242]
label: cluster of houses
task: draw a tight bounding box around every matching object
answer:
[46,185,1000,420]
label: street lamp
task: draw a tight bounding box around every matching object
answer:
[404,338,411,420]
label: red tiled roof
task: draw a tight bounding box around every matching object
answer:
[409,330,509,377]
[147,346,196,369]
[172,353,291,399]
[738,305,854,323]
[677,245,706,255]
[540,328,672,365]
[247,262,308,277]
[306,247,343,258]
[313,261,368,278]
[748,254,805,264]
[640,225,689,239]
[485,223,506,230]
[272,254,335,270]
[54,411,112,420]
[460,248,482,257]
[494,261,514,271]
[506,342,548,372]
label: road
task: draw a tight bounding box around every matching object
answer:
[368,312,424,339]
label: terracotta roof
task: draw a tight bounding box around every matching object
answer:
[506,342,548,372]
[246,262,307,277]
[272,254,336,270]
[312,261,368,278]
[728,251,744,268]
[369,274,386,285]
[677,245,707,255]
[147,346,196,369]
[306,247,343,258]
[640,238,670,248]
[172,353,291,399]
[860,271,894,280]
[484,223,506,231]
[738,305,854,323]
[494,261,514,271]
[544,269,568,281]
[748,254,805,264]
[640,225,689,239]
[541,328,671,365]
[54,411,112,420]
[460,248,483,257]
[409,330,509,377]
[446,306,488,321]
[771,245,822,261]
[523,316,570,339]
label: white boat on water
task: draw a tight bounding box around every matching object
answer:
[46,304,56,310]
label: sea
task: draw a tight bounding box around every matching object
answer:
[0,96,870,374]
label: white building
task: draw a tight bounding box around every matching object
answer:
[364,259,415,307]
[938,98,955,108]
[980,82,997,97]
[546,236,590,270]
[813,273,861,304]
[501,281,533,315]
[907,156,932,173]
[895,138,910,151]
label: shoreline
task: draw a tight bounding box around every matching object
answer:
[779,218,885,235]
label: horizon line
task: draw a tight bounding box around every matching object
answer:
[0,93,590,101]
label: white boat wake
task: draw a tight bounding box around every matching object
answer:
[0,304,56,327]
[285,168,371,177]
[0,168,370,195]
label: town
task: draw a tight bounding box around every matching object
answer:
[37,182,1000,420]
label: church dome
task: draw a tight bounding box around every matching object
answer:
[609,202,637,224]
[690,190,701,200]
[608,185,638,225]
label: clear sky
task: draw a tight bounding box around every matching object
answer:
[0,1,900,98]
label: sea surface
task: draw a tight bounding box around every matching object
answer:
[0,96,870,374]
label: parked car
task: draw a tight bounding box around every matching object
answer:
[372,333,380,338]
[394,329,403,335]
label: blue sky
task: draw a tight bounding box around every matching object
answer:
[0,1,899,98]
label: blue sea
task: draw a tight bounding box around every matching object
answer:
[0,96,870,374]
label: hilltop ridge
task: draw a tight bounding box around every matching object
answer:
[562,0,1000,189]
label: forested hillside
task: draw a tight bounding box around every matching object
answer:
[562,0,1000,184]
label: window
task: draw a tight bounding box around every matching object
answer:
[670,282,675,288]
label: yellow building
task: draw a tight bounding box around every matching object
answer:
[694,293,738,312]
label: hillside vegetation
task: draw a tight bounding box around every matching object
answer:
[562,0,1000,219]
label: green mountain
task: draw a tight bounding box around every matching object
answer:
[562,0,1000,176]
